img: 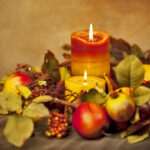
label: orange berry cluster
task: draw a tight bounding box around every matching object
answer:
[45,111,68,138]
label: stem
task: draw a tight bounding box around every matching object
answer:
[101,130,111,136]
[54,98,78,108]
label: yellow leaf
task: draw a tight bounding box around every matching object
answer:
[59,67,70,81]
[120,131,127,139]
[103,74,113,93]
[38,80,47,86]
[143,64,150,81]
[33,66,41,73]
[127,132,149,144]
[16,85,31,99]
[131,108,140,124]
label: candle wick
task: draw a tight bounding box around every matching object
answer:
[83,82,87,85]
[89,39,93,42]
[83,79,87,85]
[89,24,93,42]
[83,70,87,85]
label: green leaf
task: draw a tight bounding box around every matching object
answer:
[0,107,8,114]
[114,55,145,88]
[133,86,150,106]
[16,85,31,99]
[0,92,22,112]
[23,102,50,119]
[59,67,70,81]
[127,132,149,144]
[4,114,34,147]
[42,50,60,82]
[33,95,53,103]
[82,89,107,104]
[131,44,145,58]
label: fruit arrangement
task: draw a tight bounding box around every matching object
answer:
[1,37,150,147]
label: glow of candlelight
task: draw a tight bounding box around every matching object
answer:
[89,24,93,42]
[83,70,87,85]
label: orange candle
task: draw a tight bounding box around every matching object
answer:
[71,24,110,77]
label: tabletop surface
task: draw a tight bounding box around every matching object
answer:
[0,0,150,149]
[0,115,150,150]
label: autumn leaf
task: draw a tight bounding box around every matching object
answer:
[32,95,53,103]
[0,107,8,114]
[114,55,145,88]
[4,114,34,147]
[16,85,31,99]
[133,86,150,106]
[110,36,131,61]
[82,88,107,104]
[0,92,22,112]
[23,102,50,120]
[59,67,70,81]
[131,44,145,58]
[127,132,149,144]
[42,50,60,82]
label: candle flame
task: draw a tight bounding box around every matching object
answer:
[83,70,87,85]
[89,24,93,42]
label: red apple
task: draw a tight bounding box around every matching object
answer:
[3,73,32,93]
[72,102,110,139]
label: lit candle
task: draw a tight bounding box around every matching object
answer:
[65,71,105,103]
[71,24,110,77]
[83,70,87,85]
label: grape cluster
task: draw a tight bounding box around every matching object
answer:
[45,111,68,138]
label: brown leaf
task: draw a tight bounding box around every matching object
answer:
[123,119,150,138]
[63,53,71,60]
[62,44,71,51]
[110,36,132,61]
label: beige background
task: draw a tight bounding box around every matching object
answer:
[0,0,150,76]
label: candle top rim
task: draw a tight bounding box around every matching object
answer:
[65,76,105,85]
[71,30,109,44]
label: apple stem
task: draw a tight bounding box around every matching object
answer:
[109,91,119,98]
[101,130,111,136]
